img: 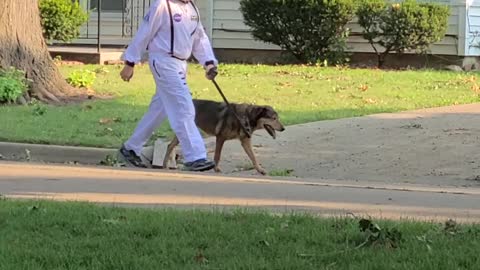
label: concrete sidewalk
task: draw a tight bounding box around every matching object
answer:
[1,162,480,223]
[0,141,117,165]
[2,103,480,188]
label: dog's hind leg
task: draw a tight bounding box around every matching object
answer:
[213,137,226,173]
[240,138,267,175]
[163,136,179,169]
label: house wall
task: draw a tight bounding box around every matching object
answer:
[465,0,480,55]
[69,0,476,57]
[72,0,211,46]
[212,0,462,55]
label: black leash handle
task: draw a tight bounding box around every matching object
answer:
[212,79,251,138]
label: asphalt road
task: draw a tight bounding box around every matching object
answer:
[1,162,480,223]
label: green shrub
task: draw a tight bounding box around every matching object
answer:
[66,70,96,88]
[239,0,356,65]
[0,67,29,104]
[357,0,450,67]
[39,0,89,43]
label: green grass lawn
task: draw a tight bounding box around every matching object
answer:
[1,64,479,148]
[1,200,479,270]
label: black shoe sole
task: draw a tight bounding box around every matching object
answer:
[117,150,147,168]
[183,162,215,172]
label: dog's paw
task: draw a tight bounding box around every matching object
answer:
[214,166,222,173]
[256,167,267,175]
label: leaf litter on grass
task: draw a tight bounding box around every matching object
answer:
[296,217,403,259]
[99,154,125,167]
[357,218,402,249]
[99,117,122,125]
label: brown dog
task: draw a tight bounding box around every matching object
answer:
[163,99,285,174]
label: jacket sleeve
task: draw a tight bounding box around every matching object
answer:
[192,21,218,67]
[122,0,165,64]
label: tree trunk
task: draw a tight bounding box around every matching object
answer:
[378,53,387,68]
[0,0,74,103]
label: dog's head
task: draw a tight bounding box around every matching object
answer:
[249,105,285,139]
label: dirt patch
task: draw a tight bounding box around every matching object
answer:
[210,103,480,188]
[59,89,114,105]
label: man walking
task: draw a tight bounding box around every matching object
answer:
[119,0,218,172]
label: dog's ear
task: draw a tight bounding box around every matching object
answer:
[247,106,267,127]
[250,106,267,121]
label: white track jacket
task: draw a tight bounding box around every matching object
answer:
[123,0,217,66]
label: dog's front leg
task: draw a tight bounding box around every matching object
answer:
[214,137,226,173]
[240,138,267,175]
[163,136,179,169]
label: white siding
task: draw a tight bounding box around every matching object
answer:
[72,0,211,45]
[465,0,480,55]
[212,0,462,55]
[69,0,473,56]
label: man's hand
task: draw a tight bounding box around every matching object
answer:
[120,65,134,82]
[205,64,218,80]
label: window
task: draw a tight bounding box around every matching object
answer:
[89,0,126,12]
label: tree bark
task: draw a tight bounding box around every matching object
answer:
[0,0,74,103]
[378,53,387,68]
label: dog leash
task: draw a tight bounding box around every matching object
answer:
[211,79,252,138]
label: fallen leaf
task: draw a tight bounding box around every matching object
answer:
[444,219,458,233]
[86,89,96,97]
[64,161,79,165]
[463,75,477,83]
[359,84,369,91]
[326,262,337,269]
[359,218,374,232]
[99,154,123,167]
[471,83,480,94]
[277,82,293,88]
[25,149,31,161]
[194,251,208,264]
[99,118,113,124]
[364,98,377,104]
[416,235,426,242]
[358,218,401,249]
[102,219,120,225]
[297,253,314,258]
[259,240,270,247]
[99,117,121,125]
[467,175,480,181]
[401,124,423,129]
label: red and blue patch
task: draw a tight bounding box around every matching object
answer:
[173,13,182,22]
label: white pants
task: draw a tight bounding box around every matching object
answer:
[124,55,206,163]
